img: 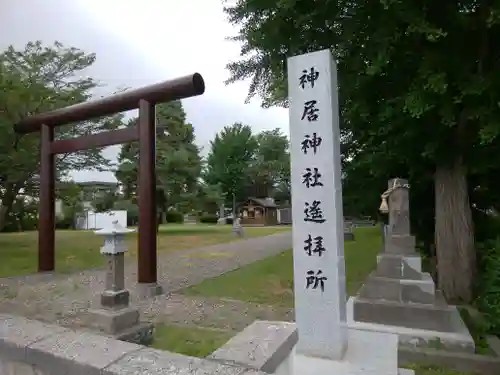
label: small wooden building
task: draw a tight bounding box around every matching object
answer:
[239,197,278,226]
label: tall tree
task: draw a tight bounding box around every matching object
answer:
[155,101,202,215]
[194,181,227,214]
[222,0,500,302]
[115,100,202,224]
[205,123,258,210]
[0,41,123,231]
[247,128,290,199]
[115,118,139,200]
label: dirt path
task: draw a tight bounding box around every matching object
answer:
[0,231,292,332]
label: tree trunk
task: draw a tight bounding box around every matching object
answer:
[434,157,476,303]
[156,211,161,233]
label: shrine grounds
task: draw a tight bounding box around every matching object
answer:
[0,225,478,374]
[151,227,474,375]
[0,224,290,277]
[144,227,382,357]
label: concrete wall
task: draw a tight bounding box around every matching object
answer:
[0,314,265,375]
[4,315,497,375]
[209,320,298,374]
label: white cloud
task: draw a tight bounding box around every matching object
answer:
[1,0,288,182]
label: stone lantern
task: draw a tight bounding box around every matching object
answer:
[87,220,154,345]
[95,220,134,308]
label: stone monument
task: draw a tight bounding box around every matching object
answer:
[217,204,226,224]
[86,221,154,345]
[209,49,411,375]
[183,214,198,225]
[232,215,245,237]
[348,179,475,352]
[344,221,355,241]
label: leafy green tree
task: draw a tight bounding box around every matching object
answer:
[92,191,118,213]
[156,101,202,215]
[54,181,85,229]
[115,118,139,200]
[247,128,289,198]
[205,123,258,211]
[222,0,500,302]
[0,41,123,231]
[193,181,227,214]
[2,196,39,232]
[56,181,83,212]
[115,100,202,227]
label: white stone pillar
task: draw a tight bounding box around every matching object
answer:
[287,49,348,360]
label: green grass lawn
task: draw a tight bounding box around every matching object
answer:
[0,224,290,277]
[184,226,381,307]
[151,324,233,358]
[405,364,469,375]
[156,227,474,374]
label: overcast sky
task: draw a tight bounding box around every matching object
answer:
[1,0,288,182]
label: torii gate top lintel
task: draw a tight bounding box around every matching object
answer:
[14,73,205,134]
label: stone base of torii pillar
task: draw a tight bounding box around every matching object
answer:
[84,221,154,345]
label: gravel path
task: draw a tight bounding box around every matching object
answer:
[0,231,292,332]
[139,294,294,332]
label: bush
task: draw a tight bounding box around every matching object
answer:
[226,217,233,225]
[473,210,500,243]
[165,210,184,223]
[56,215,74,229]
[199,214,218,224]
[475,236,500,336]
[19,216,37,231]
[127,213,138,227]
[1,212,38,232]
[1,214,20,232]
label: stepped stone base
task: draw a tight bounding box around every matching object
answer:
[86,307,154,345]
[347,297,475,353]
[385,235,416,255]
[344,232,355,241]
[375,254,423,279]
[353,294,460,332]
[358,272,436,304]
[358,180,475,353]
[353,232,475,353]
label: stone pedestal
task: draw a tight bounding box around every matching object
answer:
[350,179,475,353]
[344,222,355,241]
[232,217,245,238]
[86,221,154,345]
[217,205,226,224]
[183,214,198,225]
[137,282,164,299]
[209,320,413,375]
[344,232,355,241]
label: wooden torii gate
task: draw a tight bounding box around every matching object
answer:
[13,73,205,285]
